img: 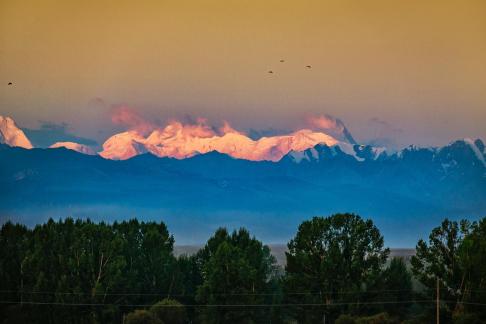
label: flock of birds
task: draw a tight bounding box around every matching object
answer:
[6,60,310,85]
[268,60,311,74]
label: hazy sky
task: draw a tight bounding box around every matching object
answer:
[1,0,485,147]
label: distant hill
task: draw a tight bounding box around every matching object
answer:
[0,138,485,247]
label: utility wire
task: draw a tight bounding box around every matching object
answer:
[0,288,424,297]
[2,299,486,308]
[0,299,435,308]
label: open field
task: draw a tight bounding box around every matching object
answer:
[174,245,416,266]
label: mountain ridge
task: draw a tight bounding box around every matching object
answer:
[1,139,485,246]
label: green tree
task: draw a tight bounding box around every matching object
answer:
[457,217,486,320]
[112,220,177,308]
[411,219,471,319]
[0,218,179,324]
[284,214,389,323]
[170,254,203,322]
[381,257,413,317]
[20,218,128,323]
[0,222,30,321]
[195,228,277,324]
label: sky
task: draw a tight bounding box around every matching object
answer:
[1,0,485,149]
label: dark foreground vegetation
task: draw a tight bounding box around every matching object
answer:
[1,214,485,324]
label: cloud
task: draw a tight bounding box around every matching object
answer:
[365,117,404,149]
[220,121,246,135]
[164,117,217,138]
[23,121,97,148]
[247,128,291,140]
[110,106,157,135]
[304,114,356,144]
[368,117,403,135]
[305,114,345,132]
[110,106,246,138]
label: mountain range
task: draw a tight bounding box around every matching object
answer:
[1,115,485,246]
[1,113,359,161]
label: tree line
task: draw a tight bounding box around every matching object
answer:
[0,214,485,324]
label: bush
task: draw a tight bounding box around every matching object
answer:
[335,313,399,324]
[125,310,163,324]
[356,312,398,324]
[335,314,356,324]
[452,311,483,324]
[149,298,187,324]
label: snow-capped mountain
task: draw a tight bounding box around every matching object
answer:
[99,120,350,161]
[2,115,485,172]
[285,138,486,170]
[392,138,486,173]
[0,116,33,149]
[99,131,148,160]
[1,137,485,246]
[285,143,387,163]
[50,142,96,155]
[1,115,485,246]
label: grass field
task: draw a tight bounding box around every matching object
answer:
[174,245,416,266]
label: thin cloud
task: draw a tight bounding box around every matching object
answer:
[23,121,97,148]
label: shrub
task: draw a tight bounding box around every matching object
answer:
[149,298,187,324]
[335,314,356,324]
[125,309,163,324]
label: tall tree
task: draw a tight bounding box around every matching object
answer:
[382,257,413,317]
[457,217,486,320]
[195,228,277,324]
[0,222,30,321]
[411,218,471,319]
[0,218,178,323]
[284,214,389,323]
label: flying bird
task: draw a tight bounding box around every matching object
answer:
[280,59,285,63]
[268,70,274,74]
[8,82,12,85]
[306,65,312,69]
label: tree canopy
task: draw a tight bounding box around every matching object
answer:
[284,213,389,322]
[2,214,486,323]
[195,228,277,323]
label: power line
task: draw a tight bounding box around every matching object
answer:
[2,299,485,308]
[452,301,486,307]
[0,299,435,308]
[5,287,485,296]
[0,288,423,297]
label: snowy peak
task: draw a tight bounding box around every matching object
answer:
[285,143,386,163]
[99,131,147,160]
[0,116,33,149]
[50,142,96,155]
[438,138,486,168]
[353,144,387,161]
[99,120,350,161]
[284,138,486,174]
[464,138,486,167]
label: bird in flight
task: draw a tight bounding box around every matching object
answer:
[8,82,12,85]
[280,59,285,63]
[268,70,274,74]
[306,65,312,69]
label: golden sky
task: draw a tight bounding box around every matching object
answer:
[1,0,485,146]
